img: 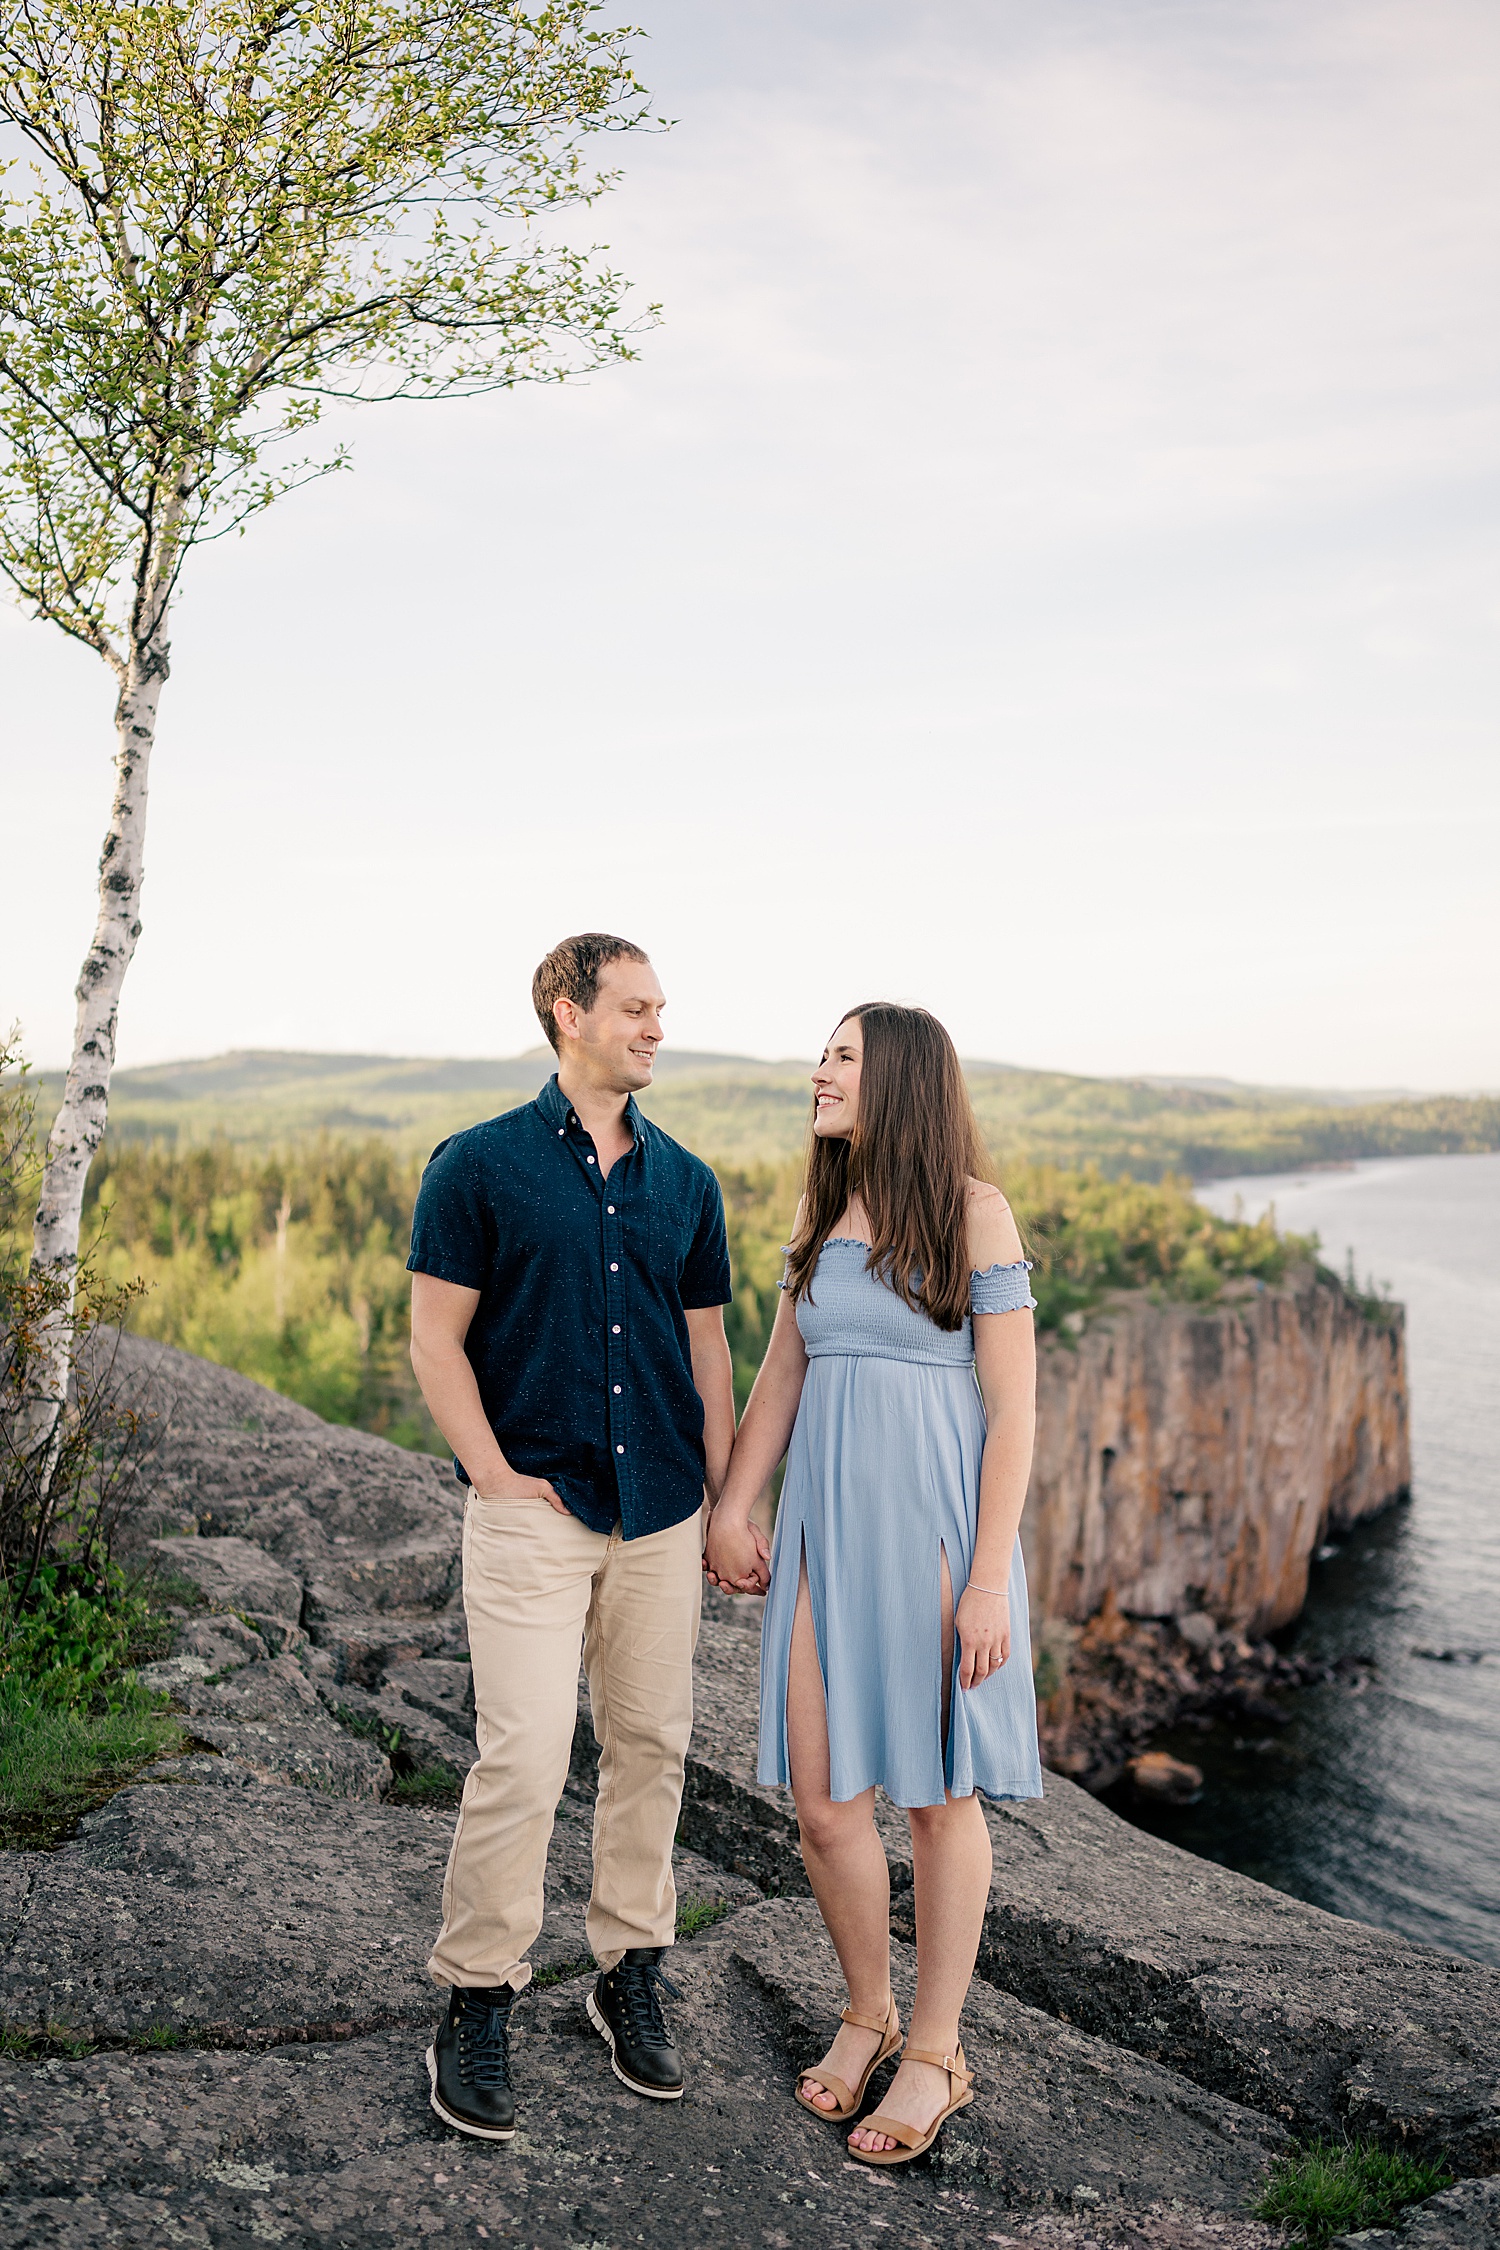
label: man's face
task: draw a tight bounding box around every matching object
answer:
[556,957,666,1093]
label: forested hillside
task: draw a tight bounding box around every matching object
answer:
[76,1138,1313,1455]
[16,1043,1476,1456]
[59,1048,1500,1180]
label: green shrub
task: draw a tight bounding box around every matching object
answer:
[1253,2137,1453,2247]
[2,1554,155,1711]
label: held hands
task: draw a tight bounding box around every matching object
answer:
[704,1506,771,1597]
[955,1584,1010,1689]
[471,1468,571,1516]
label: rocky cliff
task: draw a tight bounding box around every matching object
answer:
[1025,1265,1410,1637]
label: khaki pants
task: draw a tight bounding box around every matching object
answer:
[427,1497,702,1992]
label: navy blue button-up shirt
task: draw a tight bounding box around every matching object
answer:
[407,1074,732,1539]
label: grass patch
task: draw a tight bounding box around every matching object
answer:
[526,1896,740,1993]
[333,1706,468,1806]
[1,2020,186,2060]
[532,1954,594,1990]
[333,1708,468,1807]
[389,1766,464,1807]
[147,1566,210,1614]
[129,2023,183,2051]
[0,2020,98,2060]
[0,1672,184,1850]
[675,1893,736,1940]
[1253,2137,1454,2246]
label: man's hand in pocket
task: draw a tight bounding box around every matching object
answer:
[473,1471,570,1515]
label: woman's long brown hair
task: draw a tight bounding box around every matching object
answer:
[785,1002,992,1332]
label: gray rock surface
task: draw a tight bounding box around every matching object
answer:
[383,1658,475,1735]
[1332,2176,1500,2247]
[0,1908,1285,2250]
[147,1533,304,1629]
[149,1640,397,1798]
[114,1334,465,1593]
[170,1615,270,1669]
[732,1899,1289,2208]
[317,1673,479,1784]
[175,1654,324,1723]
[0,1778,755,2047]
[307,1609,467,1681]
[180,1716,394,1797]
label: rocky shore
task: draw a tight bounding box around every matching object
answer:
[2,1333,1491,2250]
[1032,1588,1376,1793]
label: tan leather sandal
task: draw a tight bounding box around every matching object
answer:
[847,2042,975,2164]
[793,1993,903,2123]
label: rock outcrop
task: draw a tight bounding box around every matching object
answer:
[0,1329,1477,2250]
[1026,1267,1409,1635]
[1334,2177,1500,2248]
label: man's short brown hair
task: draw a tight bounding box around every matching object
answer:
[531,933,650,1054]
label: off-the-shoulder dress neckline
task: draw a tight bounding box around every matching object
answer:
[819,1237,1031,1274]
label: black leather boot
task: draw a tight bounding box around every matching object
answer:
[587,1947,684,2100]
[426,1984,516,2139]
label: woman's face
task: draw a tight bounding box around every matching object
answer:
[811,1017,862,1139]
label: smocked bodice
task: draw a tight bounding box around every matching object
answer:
[790,1238,1036,1366]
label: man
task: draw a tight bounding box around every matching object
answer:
[408,933,734,2140]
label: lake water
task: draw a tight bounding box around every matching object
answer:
[1118,1153,1500,1967]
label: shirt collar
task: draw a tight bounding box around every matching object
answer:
[538,1072,644,1145]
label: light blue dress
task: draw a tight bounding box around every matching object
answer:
[757,1240,1045,1809]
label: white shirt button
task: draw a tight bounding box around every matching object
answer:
[587,1155,595,1164]
[609,1261,619,1272]
[613,1384,622,1394]
[616,1443,625,1454]
[557,1128,564,1136]
[612,1324,621,1334]
[607,1205,615,1214]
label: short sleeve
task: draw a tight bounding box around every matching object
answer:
[679,1172,732,1309]
[406,1136,493,1290]
[970,1259,1037,1315]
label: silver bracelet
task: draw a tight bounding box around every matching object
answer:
[965,1582,1007,1598]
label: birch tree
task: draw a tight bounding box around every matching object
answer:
[0,0,650,1478]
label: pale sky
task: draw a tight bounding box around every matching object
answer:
[4,0,1498,1088]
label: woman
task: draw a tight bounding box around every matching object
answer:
[705,1002,1042,2165]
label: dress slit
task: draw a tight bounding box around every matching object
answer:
[780,1525,830,1789]
[937,1538,955,1768]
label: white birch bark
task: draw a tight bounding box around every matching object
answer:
[22,589,171,1482]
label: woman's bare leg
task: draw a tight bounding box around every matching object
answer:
[849,1547,992,2152]
[787,1552,894,2111]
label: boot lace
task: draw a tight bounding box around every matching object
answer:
[456,1988,513,2089]
[611,1957,680,2049]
